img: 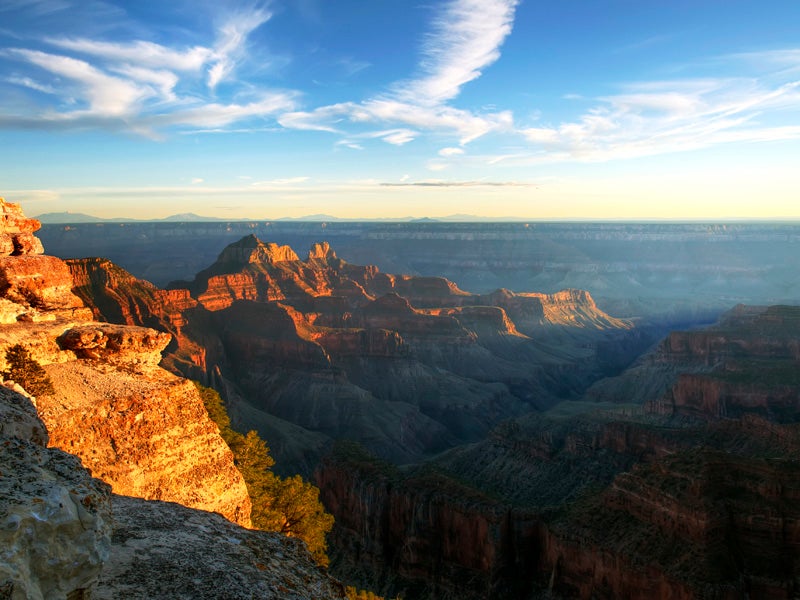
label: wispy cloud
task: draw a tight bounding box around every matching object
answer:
[393,0,518,106]
[47,37,212,71]
[0,5,289,135]
[252,176,310,186]
[0,0,70,17]
[381,180,529,187]
[208,7,272,90]
[438,147,464,157]
[521,74,800,162]
[9,48,153,116]
[5,75,56,94]
[279,0,519,146]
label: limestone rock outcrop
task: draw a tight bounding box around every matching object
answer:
[96,494,345,600]
[37,361,253,527]
[0,198,44,256]
[0,201,252,527]
[0,356,344,600]
[0,386,112,600]
[58,322,171,369]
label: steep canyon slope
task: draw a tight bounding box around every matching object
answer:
[69,233,647,477]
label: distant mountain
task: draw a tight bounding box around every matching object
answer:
[35,212,122,223]
[36,212,230,224]
[275,214,343,222]
[440,213,530,222]
[160,213,228,222]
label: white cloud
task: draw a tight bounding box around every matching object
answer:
[438,147,464,156]
[110,65,179,101]
[366,99,514,144]
[278,104,351,132]
[520,76,800,162]
[208,8,271,90]
[277,0,518,148]
[393,0,518,106]
[10,48,152,116]
[5,75,56,94]
[48,38,212,71]
[191,177,204,184]
[146,93,296,129]
[252,176,309,186]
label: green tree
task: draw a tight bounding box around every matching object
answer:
[2,344,54,397]
[195,383,334,566]
[264,473,334,565]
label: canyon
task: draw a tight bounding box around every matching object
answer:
[7,200,800,598]
[68,232,649,478]
[39,220,800,323]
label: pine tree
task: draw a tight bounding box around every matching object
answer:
[2,344,54,397]
[195,383,334,565]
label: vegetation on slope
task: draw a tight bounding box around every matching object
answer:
[196,383,334,565]
[2,344,54,397]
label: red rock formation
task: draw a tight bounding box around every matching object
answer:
[316,328,408,358]
[544,450,800,599]
[0,201,253,529]
[316,446,541,600]
[0,197,44,256]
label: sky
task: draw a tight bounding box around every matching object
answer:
[1,0,799,220]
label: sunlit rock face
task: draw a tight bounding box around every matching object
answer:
[37,361,253,528]
[0,198,44,256]
[0,385,112,600]
[0,200,252,527]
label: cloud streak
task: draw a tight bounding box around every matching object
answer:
[208,7,271,90]
[393,0,518,106]
[9,48,153,116]
[279,0,519,146]
[47,37,212,71]
[381,180,529,187]
[0,5,290,135]
[521,75,800,162]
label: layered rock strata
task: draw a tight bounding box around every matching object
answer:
[68,234,643,474]
[0,199,252,527]
[0,385,112,599]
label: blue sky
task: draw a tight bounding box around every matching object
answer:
[1,0,799,219]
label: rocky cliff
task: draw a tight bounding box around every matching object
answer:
[0,356,344,599]
[587,304,800,422]
[0,385,111,600]
[0,198,251,526]
[28,205,800,598]
[313,304,800,597]
[1,197,345,598]
[315,443,541,600]
[38,220,800,323]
